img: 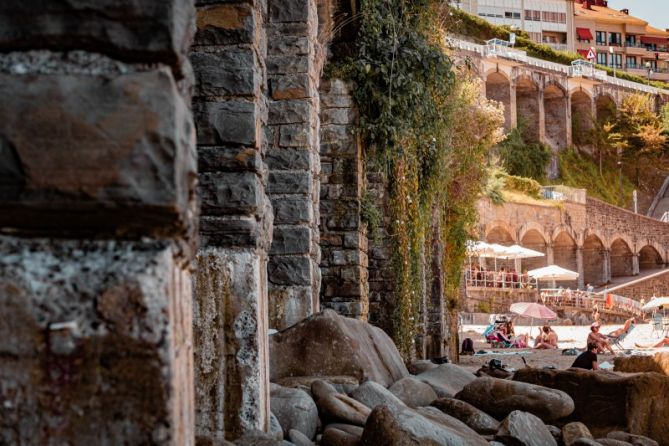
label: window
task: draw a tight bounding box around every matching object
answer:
[626,56,637,69]
[625,35,637,46]
[597,52,607,65]
[529,32,542,43]
[609,32,622,46]
[505,11,512,18]
[596,31,606,45]
[645,59,658,70]
[525,10,541,21]
[610,53,622,68]
[541,11,567,23]
[513,12,521,19]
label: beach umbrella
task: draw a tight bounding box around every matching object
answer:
[641,296,669,312]
[510,302,557,338]
[496,245,545,260]
[528,264,579,289]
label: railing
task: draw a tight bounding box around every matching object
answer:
[540,288,643,317]
[541,185,587,203]
[569,60,607,81]
[545,43,568,52]
[465,269,538,290]
[484,39,528,63]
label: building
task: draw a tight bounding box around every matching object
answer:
[456,0,576,52]
[574,0,669,81]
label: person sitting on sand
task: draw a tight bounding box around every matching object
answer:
[534,325,558,349]
[587,322,615,355]
[571,342,599,370]
[635,337,669,349]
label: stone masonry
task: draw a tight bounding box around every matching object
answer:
[0,1,197,444]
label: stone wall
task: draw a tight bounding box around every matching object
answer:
[0,1,197,444]
[608,269,669,301]
[190,0,272,441]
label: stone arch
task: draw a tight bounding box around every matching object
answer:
[596,94,617,124]
[518,222,548,244]
[553,230,578,287]
[486,71,512,131]
[515,76,540,142]
[544,83,568,150]
[582,232,606,287]
[520,228,548,272]
[484,220,517,245]
[638,244,664,271]
[610,238,634,277]
[571,89,593,146]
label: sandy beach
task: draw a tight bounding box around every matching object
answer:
[458,322,666,372]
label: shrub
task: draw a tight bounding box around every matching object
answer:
[497,127,552,181]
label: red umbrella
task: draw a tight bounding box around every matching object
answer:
[510,302,557,338]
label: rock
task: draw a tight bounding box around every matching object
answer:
[513,368,669,445]
[563,422,594,446]
[547,425,563,443]
[270,310,409,388]
[312,379,371,426]
[270,412,284,437]
[349,381,406,411]
[614,353,669,376]
[277,376,359,395]
[597,439,633,446]
[321,427,360,446]
[495,410,558,446]
[325,424,364,437]
[456,376,574,422]
[288,430,315,446]
[389,377,438,408]
[360,404,489,446]
[408,360,439,374]
[571,440,602,446]
[416,407,490,445]
[475,365,513,379]
[233,430,293,445]
[270,385,318,439]
[417,363,476,397]
[430,397,500,435]
[607,431,659,446]
[489,442,506,446]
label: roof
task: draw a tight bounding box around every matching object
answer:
[574,5,648,26]
[645,25,669,38]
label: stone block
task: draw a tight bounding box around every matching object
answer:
[198,146,263,173]
[195,4,255,46]
[0,1,195,77]
[194,100,257,147]
[279,124,311,148]
[199,215,267,249]
[267,55,309,75]
[265,148,311,170]
[321,107,353,125]
[270,226,312,255]
[269,171,312,195]
[269,285,314,330]
[269,100,311,125]
[268,255,313,286]
[191,48,258,97]
[272,197,312,224]
[199,172,263,215]
[270,74,312,100]
[0,69,195,237]
[0,236,193,445]
[269,0,310,23]
[268,36,310,56]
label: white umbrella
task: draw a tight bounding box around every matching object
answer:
[642,297,669,312]
[528,264,579,289]
[500,245,545,260]
[466,240,496,257]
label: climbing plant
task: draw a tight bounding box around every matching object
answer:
[333,0,504,358]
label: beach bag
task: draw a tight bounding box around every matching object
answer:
[461,337,475,355]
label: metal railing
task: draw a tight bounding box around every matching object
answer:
[465,269,538,290]
[569,60,607,81]
[541,185,587,203]
[484,39,528,63]
[540,288,643,317]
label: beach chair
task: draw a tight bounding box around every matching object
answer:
[606,323,635,350]
[652,314,663,338]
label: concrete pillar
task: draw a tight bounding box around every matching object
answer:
[546,244,555,265]
[576,247,585,289]
[632,253,640,276]
[510,82,518,129]
[603,249,612,284]
[565,94,573,148]
[538,87,546,143]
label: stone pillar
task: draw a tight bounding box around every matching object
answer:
[546,244,555,265]
[0,2,197,444]
[576,246,585,289]
[318,80,369,320]
[603,249,612,284]
[426,211,446,359]
[538,87,546,143]
[565,95,573,148]
[266,0,322,329]
[632,253,640,276]
[191,1,272,441]
[509,82,518,130]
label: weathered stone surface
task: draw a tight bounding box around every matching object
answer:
[270,412,283,437]
[389,377,438,408]
[614,353,669,376]
[349,380,406,411]
[320,427,359,446]
[563,422,594,446]
[0,1,195,75]
[325,424,364,437]
[513,368,669,445]
[275,376,359,395]
[311,380,370,426]
[272,197,313,224]
[547,425,563,443]
[195,4,255,46]
[194,101,257,146]
[596,439,633,446]
[270,226,312,255]
[200,172,263,215]
[269,0,310,23]
[233,430,292,446]
[0,237,193,445]
[269,171,312,195]
[0,69,196,236]
[607,432,659,446]
[571,439,602,446]
[418,364,476,398]
[360,404,488,446]
[268,256,313,286]
[270,310,409,387]
[266,149,312,170]
[408,360,439,375]
[430,397,500,435]
[416,407,490,445]
[457,376,574,422]
[495,411,558,446]
[192,48,259,97]
[270,385,318,440]
[288,429,316,446]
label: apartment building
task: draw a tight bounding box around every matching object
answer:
[573,0,669,81]
[456,0,576,52]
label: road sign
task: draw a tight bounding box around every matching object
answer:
[586,47,596,60]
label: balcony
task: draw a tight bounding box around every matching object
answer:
[544,42,568,51]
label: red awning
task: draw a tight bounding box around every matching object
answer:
[577,28,593,40]
[577,49,590,58]
[641,36,668,45]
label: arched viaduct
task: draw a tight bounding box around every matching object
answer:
[477,196,669,289]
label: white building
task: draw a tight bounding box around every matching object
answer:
[455,0,576,52]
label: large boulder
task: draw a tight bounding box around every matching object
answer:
[455,376,574,422]
[417,364,476,397]
[607,431,659,446]
[276,376,359,395]
[288,430,315,446]
[513,368,669,446]
[312,379,370,426]
[349,380,406,411]
[270,384,319,439]
[270,310,408,387]
[321,427,360,446]
[408,360,439,374]
[495,411,558,446]
[416,407,490,445]
[562,422,594,446]
[430,397,500,435]
[614,353,669,376]
[359,404,489,446]
[597,440,632,446]
[389,377,438,408]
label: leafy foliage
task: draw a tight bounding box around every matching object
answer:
[497,127,552,181]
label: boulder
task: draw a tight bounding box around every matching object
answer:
[270,310,409,388]
[408,360,439,374]
[571,440,602,446]
[389,377,438,408]
[597,439,633,446]
[233,430,293,446]
[349,381,406,411]
[321,427,360,446]
[324,424,364,437]
[288,430,315,446]
[416,407,490,445]
[270,412,284,437]
[455,376,574,422]
[607,431,659,446]
[614,353,669,376]
[270,385,319,439]
[360,404,489,446]
[513,368,669,445]
[495,410,558,446]
[276,376,359,395]
[430,397,500,435]
[547,425,563,443]
[417,363,476,397]
[312,379,370,426]
[563,422,594,446]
